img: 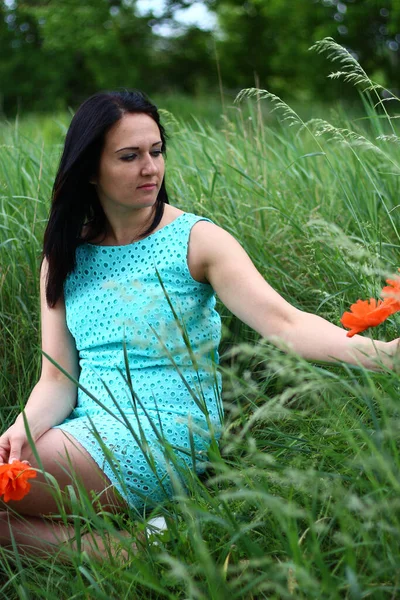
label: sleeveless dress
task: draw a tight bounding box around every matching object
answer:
[53,212,223,510]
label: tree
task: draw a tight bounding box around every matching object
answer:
[0,0,158,114]
[163,0,400,99]
[1,0,400,115]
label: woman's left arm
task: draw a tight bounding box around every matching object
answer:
[189,222,399,370]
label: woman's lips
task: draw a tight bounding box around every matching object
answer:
[138,183,156,190]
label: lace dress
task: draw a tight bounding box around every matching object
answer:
[53,212,223,510]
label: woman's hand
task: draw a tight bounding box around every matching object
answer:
[0,422,33,465]
[385,338,400,370]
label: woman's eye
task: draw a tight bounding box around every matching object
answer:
[121,154,137,161]
[151,150,163,157]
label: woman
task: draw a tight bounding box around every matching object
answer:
[0,90,398,559]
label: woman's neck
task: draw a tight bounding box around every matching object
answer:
[105,206,156,245]
[88,205,156,246]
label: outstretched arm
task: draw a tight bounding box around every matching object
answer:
[188,222,398,370]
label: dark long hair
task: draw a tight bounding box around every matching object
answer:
[43,90,169,307]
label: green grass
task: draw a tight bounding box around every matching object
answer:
[0,42,400,599]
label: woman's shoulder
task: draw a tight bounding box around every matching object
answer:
[163,205,214,223]
[160,204,185,227]
[186,218,231,283]
[165,205,217,226]
[161,206,214,233]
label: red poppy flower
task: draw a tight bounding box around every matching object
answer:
[381,272,400,311]
[340,298,395,338]
[0,460,37,502]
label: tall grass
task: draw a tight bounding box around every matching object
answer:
[0,40,399,599]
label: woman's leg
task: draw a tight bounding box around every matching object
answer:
[0,511,133,562]
[1,428,127,515]
[0,511,76,559]
[0,428,132,561]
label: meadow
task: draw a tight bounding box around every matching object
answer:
[0,42,399,599]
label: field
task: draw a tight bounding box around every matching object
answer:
[0,51,399,598]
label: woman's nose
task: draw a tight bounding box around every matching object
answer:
[141,154,158,175]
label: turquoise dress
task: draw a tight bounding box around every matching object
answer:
[53,212,222,509]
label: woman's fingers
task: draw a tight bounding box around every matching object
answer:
[7,434,25,464]
[0,438,11,465]
[0,424,33,465]
[0,431,25,465]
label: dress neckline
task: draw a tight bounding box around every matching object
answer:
[85,212,187,249]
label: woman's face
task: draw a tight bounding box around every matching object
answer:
[93,112,165,215]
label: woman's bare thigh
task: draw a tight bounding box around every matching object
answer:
[1,428,128,517]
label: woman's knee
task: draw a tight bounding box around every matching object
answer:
[6,429,127,516]
[23,429,93,474]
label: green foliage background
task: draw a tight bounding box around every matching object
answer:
[1,0,400,115]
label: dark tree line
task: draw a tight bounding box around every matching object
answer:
[1,0,399,115]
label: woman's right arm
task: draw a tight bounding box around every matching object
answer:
[0,259,79,464]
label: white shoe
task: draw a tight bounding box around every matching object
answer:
[146,516,168,535]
